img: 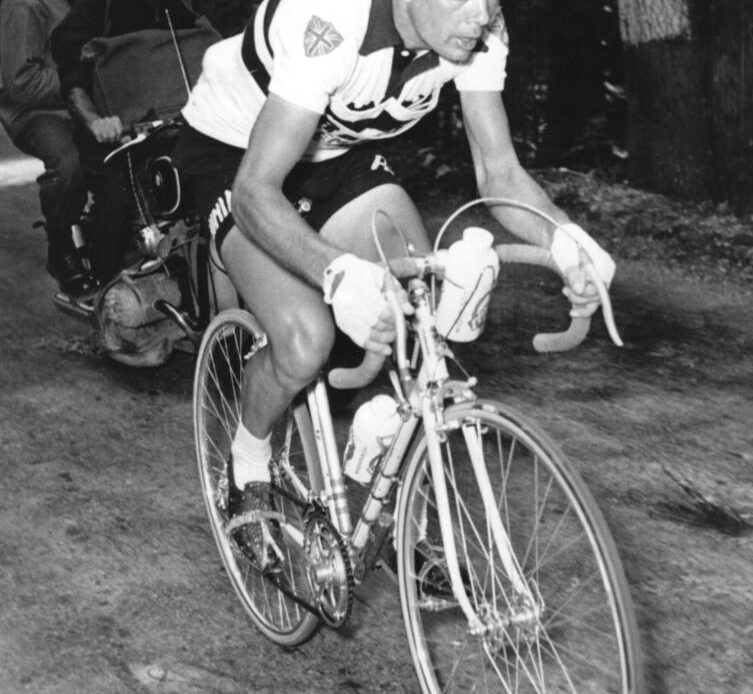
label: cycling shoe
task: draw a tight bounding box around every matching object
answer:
[227,481,284,572]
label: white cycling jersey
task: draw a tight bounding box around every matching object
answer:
[182,0,509,162]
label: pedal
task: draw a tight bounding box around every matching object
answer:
[52,290,97,321]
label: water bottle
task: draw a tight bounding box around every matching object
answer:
[343,394,401,485]
[435,226,500,342]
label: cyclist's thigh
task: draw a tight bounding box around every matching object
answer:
[220,225,332,346]
[321,183,431,260]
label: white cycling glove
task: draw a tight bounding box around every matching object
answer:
[322,253,388,347]
[551,222,616,290]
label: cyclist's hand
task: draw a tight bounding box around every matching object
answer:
[551,223,615,316]
[322,254,412,356]
[88,116,124,143]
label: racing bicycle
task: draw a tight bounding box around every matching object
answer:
[192,199,644,693]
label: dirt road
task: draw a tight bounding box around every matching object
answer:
[1,128,753,694]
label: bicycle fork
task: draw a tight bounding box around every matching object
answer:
[422,398,539,635]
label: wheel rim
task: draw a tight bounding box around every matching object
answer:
[398,403,639,694]
[193,311,318,643]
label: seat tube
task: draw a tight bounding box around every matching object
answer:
[307,378,353,536]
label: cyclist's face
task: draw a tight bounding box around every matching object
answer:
[406,0,499,64]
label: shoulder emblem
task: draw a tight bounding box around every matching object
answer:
[304,16,344,57]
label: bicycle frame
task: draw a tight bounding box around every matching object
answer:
[269,197,625,632]
[296,272,537,633]
[193,199,642,693]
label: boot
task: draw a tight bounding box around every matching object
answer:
[47,242,95,296]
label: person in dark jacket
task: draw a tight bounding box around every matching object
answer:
[0,0,93,295]
[51,0,201,284]
[50,0,250,284]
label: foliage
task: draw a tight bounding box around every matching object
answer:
[535,169,753,283]
[385,128,753,286]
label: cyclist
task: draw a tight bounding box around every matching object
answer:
[172,0,616,570]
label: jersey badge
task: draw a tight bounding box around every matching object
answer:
[304,16,344,57]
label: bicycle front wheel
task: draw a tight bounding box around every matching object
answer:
[193,308,321,646]
[396,399,643,694]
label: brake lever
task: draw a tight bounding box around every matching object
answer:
[578,247,623,347]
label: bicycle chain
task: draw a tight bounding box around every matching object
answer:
[260,570,320,618]
[264,482,354,629]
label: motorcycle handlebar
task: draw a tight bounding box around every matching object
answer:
[102,118,177,165]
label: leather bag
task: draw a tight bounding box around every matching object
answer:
[89,16,220,127]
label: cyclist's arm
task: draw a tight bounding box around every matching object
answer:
[459,89,569,247]
[230,93,346,288]
[231,94,402,354]
[460,89,615,297]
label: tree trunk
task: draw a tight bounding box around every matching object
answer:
[619,0,716,199]
[708,1,753,214]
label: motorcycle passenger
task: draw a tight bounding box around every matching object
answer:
[171,0,617,570]
[0,0,93,296]
[49,0,253,286]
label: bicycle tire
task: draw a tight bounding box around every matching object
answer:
[193,308,321,646]
[396,399,644,694]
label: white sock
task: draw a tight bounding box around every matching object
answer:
[231,423,272,489]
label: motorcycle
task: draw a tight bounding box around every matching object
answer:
[52,118,236,367]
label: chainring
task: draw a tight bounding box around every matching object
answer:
[303,512,354,628]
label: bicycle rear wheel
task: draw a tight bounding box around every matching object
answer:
[193,308,320,646]
[396,399,643,694]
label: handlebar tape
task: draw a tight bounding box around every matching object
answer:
[328,349,385,390]
[532,316,591,352]
[495,244,592,353]
[327,266,417,391]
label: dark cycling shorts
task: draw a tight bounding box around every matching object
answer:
[171,123,401,253]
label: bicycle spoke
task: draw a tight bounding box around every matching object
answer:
[542,570,606,625]
[194,311,319,647]
[398,402,640,694]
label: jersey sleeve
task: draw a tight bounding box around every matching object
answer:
[266,0,355,114]
[453,9,509,92]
